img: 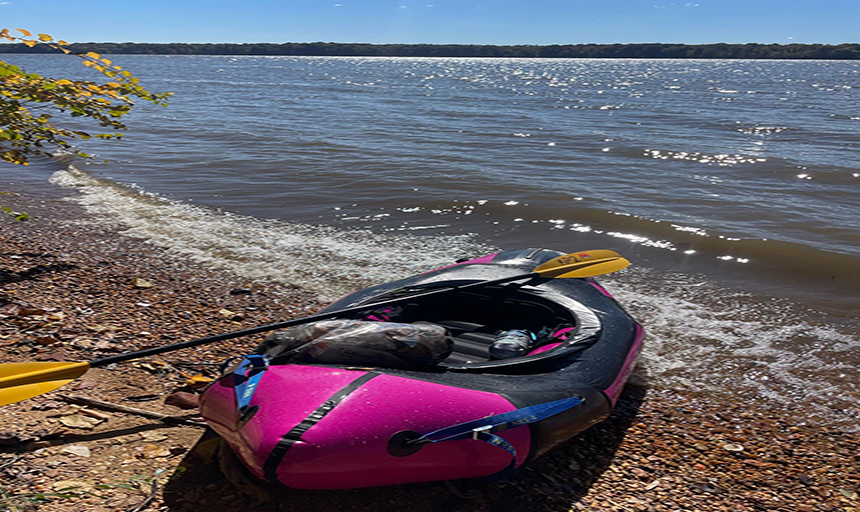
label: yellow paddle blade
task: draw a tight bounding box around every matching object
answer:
[535,249,621,272]
[533,249,622,273]
[553,257,630,278]
[535,256,630,279]
[0,361,91,406]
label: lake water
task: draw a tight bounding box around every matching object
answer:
[2,55,858,428]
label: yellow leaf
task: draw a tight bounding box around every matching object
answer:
[104,82,120,88]
[16,28,32,37]
[184,374,215,390]
[84,51,101,60]
[101,58,112,66]
[37,33,52,42]
[55,79,73,86]
[22,40,37,48]
[82,60,94,67]
[57,40,69,46]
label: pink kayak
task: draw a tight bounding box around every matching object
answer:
[200,248,644,489]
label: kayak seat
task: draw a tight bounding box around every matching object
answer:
[435,320,495,363]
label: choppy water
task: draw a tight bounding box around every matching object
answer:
[2,55,858,428]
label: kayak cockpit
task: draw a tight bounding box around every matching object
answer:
[350,282,603,372]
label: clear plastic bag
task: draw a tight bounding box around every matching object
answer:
[260,320,453,369]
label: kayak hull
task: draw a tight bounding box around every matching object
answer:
[200,248,644,489]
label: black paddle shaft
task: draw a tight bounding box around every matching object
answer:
[89,271,541,368]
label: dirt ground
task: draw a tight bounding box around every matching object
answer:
[0,190,857,512]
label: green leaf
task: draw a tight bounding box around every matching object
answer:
[1,27,170,167]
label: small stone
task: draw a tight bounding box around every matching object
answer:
[164,391,198,410]
[218,308,244,320]
[632,468,649,478]
[693,482,725,494]
[140,431,168,442]
[644,479,662,491]
[722,443,744,452]
[140,444,172,458]
[62,445,91,457]
[133,278,154,288]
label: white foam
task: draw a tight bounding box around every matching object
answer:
[604,269,859,428]
[50,167,495,302]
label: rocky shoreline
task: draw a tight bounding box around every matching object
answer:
[0,189,857,512]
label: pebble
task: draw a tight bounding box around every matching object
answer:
[61,445,91,457]
[164,391,199,409]
[722,443,745,452]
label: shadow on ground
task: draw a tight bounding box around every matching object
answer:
[161,386,647,512]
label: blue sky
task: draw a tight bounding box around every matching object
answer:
[1,0,857,45]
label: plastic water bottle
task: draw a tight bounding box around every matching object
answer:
[489,330,535,359]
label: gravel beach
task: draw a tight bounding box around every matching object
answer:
[0,189,857,512]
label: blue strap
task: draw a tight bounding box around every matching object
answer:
[410,396,583,478]
[221,354,269,417]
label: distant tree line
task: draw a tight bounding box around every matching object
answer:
[1,42,859,59]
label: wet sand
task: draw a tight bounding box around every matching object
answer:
[0,189,856,512]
